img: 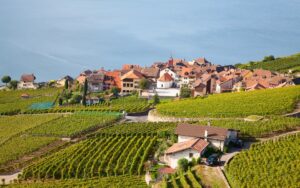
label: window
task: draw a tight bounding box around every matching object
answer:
[123,83,126,87]
[161,84,163,87]
[189,153,193,158]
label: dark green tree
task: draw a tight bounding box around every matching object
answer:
[1,75,11,86]
[153,93,160,105]
[178,158,189,172]
[65,79,69,90]
[58,98,63,106]
[82,78,88,106]
[9,80,18,90]
[263,55,275,62]
[180,84,191,98]
[110,87,120,97]
[139,78,149,90]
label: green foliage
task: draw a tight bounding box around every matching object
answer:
[0,135,57,167]
[178,158,189,172]
[139,78,149,90]
[236,53,300,73]
[69,94,82,104]
[110,87,120,97]
[28,112,120,137]
[153,93,160,105]
[7,176,147,188]
[226,134,300,188]
[1,75,11,85]
[180,85,191,98]
[64,80,69,90]
[22,135,157,179]
[157,86,300,118]
[8,80,18,90]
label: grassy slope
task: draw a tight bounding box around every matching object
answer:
[236,53,300,73]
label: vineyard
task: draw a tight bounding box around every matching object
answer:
[226,133,300,188]
[28,112,121,137]
[156,86,300,118]
[162,169,203,188]
[0,114,61,145]
[0,135,57,166]
[197,116,300,138]
[97,122,177,135]
[236,53,300,73]
[0,88,61,115]
[22,134,157,179]
[8,176,148,188]
[54,96,151,114]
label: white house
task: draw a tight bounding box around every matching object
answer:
[18,74,37,89]
[157,73,174,89]
[56,75,74,87]
[164,123,238,169]
[160,68,178,81]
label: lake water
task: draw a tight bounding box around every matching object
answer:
[0,0,300,81]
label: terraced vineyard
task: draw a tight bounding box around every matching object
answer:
[54,96,151,113]
[8,176,148,188]
[226,133,300,188]
[0,114,61,145]
[22,134,157,179]
[0,88,61,115]
[28,112,121,137]
[236,53,300,73]
[197,116,300,138]
[97,122,177,135]
[163,169,202,188]
[157,86,300,118]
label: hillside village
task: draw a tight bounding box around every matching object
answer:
[0,56,300,188]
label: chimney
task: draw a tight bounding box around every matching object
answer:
[204,130,208,141]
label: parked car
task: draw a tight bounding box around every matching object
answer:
[206,154,220,166]
[230,139,244,148]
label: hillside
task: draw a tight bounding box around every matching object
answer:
[235,53,300,74]
[156,86,300,118]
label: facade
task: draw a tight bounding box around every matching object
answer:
[18,74,37,89]
[157,73,174,89]
[87,73,104,92]
[56,75,74,87]
[121,70,144,94]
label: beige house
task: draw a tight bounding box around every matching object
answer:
[165,123,238,169]
[18,74,37,89]
[121,70,144,95]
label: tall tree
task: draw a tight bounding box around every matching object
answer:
[82,78,88,106]
[1,75,11,86]
[153,93,160,105]
[139,78,149,90]
[110,87,120,98]
[65,79,69,90]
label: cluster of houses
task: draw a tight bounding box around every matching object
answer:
[16,57,294,96]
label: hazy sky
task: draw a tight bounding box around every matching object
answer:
[0,0,300,81]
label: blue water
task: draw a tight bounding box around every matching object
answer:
[0,0,300,81]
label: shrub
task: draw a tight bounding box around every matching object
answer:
[177,158,189,172]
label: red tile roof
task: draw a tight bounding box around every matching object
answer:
[175,123,230,141]
[20,74,36,82]
[121,69,144,80]
[165,138,209,154]
[158,167,176,174]
[158,73,174,82]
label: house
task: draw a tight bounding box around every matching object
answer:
[85,96,100,105]
[86,73,104,92]
[121,69,144,95]
[56,75,74,87]
[164,123,238,169]
[164,138,209,169]
[104,70,121,90]
[157,73,174,89]
[160,68,178,81]
[18,74,37,89]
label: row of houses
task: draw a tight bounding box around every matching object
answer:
[16,57,294,94]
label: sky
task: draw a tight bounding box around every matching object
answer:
[0,0,300,81]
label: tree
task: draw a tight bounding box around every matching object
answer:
[65,79,69,90]
[139,78,149,90]
[58,98,63,106]
[180,84,191,98]
[110,87,120,97]
[9,80,18,90]
[263,55,275,62]
[82,79,88,106]
[1,75,11,86]
[178,158,189,172]
[153,93,160,105]
[70,94,82,104]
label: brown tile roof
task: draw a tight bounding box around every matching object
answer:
[122,64,142,71]
[87,73,104,83]
[253,69,272,78]
[20,74,36,82]
[141,67,160,78]
[158,73,174,82]
[76,75,86,85]
[175,123,230,141]
[121,69,144,80]
[165,138,209,154]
